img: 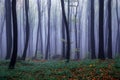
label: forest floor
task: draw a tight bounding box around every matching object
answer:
[0,58,120,80]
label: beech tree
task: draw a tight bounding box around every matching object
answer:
[61,0,71,62]
[22,0,30,60]
[98,0,105,59]
[45,0,51,59]
[91,0,96,59]
[9,0,18,69]
[5,0,12,60]
[107,0,112,59]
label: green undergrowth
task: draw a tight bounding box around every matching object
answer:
[0,58,120,80]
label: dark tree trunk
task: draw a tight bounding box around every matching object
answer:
[98,0,105,59]
[9,0,18,69]
[22,0,30,60]
[45,0,51,59]
[61,0,71,62]
[62,16,66,59]
[5,0,12,60]
[91,0,96,59]
[107,0,112,59]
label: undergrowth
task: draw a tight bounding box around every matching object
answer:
[0,58,120,80]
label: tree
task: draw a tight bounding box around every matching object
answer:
[61,15,66,59]
[98,0,105,59]
[61,0,71,62]
[0,2,5,59]
[74,0,80,59]
[5,0,12,60]
[35,0,43,58]
[9,0,18,69]
[91,0,96,59]
[22,0,30,60]
[45,0,51,59]
[116,0,120,55]
[107,0,112,59]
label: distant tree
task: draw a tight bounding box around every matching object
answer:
[9,0,18,69]
[61,0,71,62]
[61,15,66,59]
[22,0,30,60]
[98,0,105,59]
[45,0,51,59]
[91,0,96,59]
[116,0,120,55]
[107,0,112,59]
[35,0,43,58]
[5,0,12,60]
[74,0,80,59]
[0,1,5,59]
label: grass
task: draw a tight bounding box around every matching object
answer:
[0,58,120,80]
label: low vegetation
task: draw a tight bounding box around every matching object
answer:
[0,58,120,80]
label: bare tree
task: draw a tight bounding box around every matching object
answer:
[45,0,51,59]
[22,0,30,60]
[107,0,112,59]
[5,0,12,60]
[91,0,96,59]
[61,0,71,62]
[98,0,105,59]
[74,0,80,59]
[9,0,18,69]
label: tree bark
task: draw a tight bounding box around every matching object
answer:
[9,0,18,69]
[45,0,51,59]
[5,0,12,60]
[22,0,30,60]
[91,0,96,59]
[107,0,112,59]
[116,0,120,55]
[62,16,66,59]
[74,0,79,59]
[98,0,105,59]
[61,0,71,62]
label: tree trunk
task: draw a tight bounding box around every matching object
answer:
[107,0,112,59]
[75,0,79,60]
[91,0,96,59]
[9,0,18,69]
[61,0,71,62]
[45,0,51,59]
[116,0,120,55]
[62,16,66,59]
[22,0,30,60]
[98,0,105,59]
[5,0,12,60]
[35,0,41,58]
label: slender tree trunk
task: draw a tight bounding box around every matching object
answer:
[91,0,96,59]
[9,0,18,69]
[75,0,79,60]
[45,0,51,59]
[98,0,105,59]
[0,12,5,59]
[5,0,12,60]
[116,0,120,55]
[107,0,112,59]
[54,12,57,55]
[61,0,71,62]
[35,0,41,58]
[22,0,30,60]
[62,16,66,59]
